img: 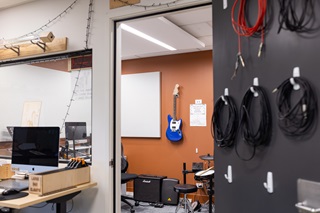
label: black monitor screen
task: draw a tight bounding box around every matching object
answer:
[11,127,60,167]
[65,122,87,140]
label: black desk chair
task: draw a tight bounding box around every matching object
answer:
[121,146,138,213]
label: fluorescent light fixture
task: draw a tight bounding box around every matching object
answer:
[121,23,176,51]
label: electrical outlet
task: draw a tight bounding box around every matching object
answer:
[196,183,203,188]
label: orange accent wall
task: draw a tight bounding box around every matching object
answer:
[122,50,214,192]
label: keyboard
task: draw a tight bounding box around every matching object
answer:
[0,179,29,191]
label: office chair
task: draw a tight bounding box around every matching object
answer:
[121,144,138,213]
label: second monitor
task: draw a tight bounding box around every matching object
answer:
[65,122,87,158]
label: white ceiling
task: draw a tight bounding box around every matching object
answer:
[0,0,212,60]
[121,6,212,60]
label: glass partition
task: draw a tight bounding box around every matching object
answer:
[0,50,92,164]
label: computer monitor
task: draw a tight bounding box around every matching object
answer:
[65,122,87,140]
[64,122,87,158]
[11,127,60,174]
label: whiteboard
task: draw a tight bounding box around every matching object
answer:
[121,72,161,137]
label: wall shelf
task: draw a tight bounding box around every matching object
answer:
[0,37,68,61]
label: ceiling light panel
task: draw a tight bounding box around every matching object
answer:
[125,17,205,50]
[121,30,172,58]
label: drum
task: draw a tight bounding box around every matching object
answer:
[194,169,214,181]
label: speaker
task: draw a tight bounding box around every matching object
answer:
[161,178,179,205]
[134,175,166,203]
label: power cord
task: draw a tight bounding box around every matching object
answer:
[212,95,238,148]
[236,85,272,161]
[278,0,315,33]
[273,77,317,137]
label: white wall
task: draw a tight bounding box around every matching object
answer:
[0,65,91,141]
[0,0,211,212]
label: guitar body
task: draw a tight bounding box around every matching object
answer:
[166,114,183,142]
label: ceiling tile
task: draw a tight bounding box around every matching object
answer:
[165,6,212,26]
[121,6,212,60]
[182,22,212,38]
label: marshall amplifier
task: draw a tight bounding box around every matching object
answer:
[161,178,179,205]
[134,175,167,203]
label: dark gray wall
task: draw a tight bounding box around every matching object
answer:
[213,1,320,212]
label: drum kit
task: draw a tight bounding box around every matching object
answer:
[193,154,215,213]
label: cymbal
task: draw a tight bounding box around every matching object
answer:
[199,154,214,161]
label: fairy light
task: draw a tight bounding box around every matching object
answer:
[60,0,94,133]
[12,0,80,42]
[117,0,182,9]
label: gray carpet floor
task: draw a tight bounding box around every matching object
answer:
[121,199,214,213]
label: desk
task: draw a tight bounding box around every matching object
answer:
[0,182,97,213]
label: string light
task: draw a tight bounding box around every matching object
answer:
[117,0,182,9]
[5,0,79,43]
[61,0,94,133]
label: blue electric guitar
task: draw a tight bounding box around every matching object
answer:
[166,84,183,142]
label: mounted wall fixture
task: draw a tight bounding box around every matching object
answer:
[224,165,233,183]
[263,171,274,193]
[0,32,68,61]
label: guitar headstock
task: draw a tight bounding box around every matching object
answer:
[173,84,180,96]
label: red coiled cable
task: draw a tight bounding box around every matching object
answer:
[231,0,267,56]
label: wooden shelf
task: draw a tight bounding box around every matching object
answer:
[0,37,68,61]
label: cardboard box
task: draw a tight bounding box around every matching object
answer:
[0,164,15,179]
[29,167,90,195]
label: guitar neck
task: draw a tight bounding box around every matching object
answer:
[173,94,177,121]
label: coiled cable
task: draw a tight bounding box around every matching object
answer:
[211,95,238,148]
[273,77,317,136]
[231,0,267,58]
[236,85,272,161]
[278,0,315,33]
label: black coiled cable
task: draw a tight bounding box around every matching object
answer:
[211,95,238,148]
[278,0,315,33]
[236,86,272,161]
[274,77,317,137]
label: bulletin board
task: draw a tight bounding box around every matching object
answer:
[121,71,161,137]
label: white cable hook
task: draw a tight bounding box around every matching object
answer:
[250,77,259,97]
[221,88,229,105]
[224,165,233,183]
[290,67,300,90]
[263,171,274,193]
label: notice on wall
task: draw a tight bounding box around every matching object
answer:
[21,101,42,126]
[190,104,206,126]
[71,69,92,100]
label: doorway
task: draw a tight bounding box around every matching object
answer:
[114,3,213,213]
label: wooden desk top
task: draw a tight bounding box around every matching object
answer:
[0,182,97,209]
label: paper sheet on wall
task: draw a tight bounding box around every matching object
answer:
[71,69,92,100]
[190,104,206,126]
[21,101,42,126]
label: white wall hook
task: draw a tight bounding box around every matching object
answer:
[223,0,228,9]
[221,88,229,105]
[263,171,273,193]
[224,88,229,96]
[224,165,232,183]
[290,67,300,90]
[250,77,259,97]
